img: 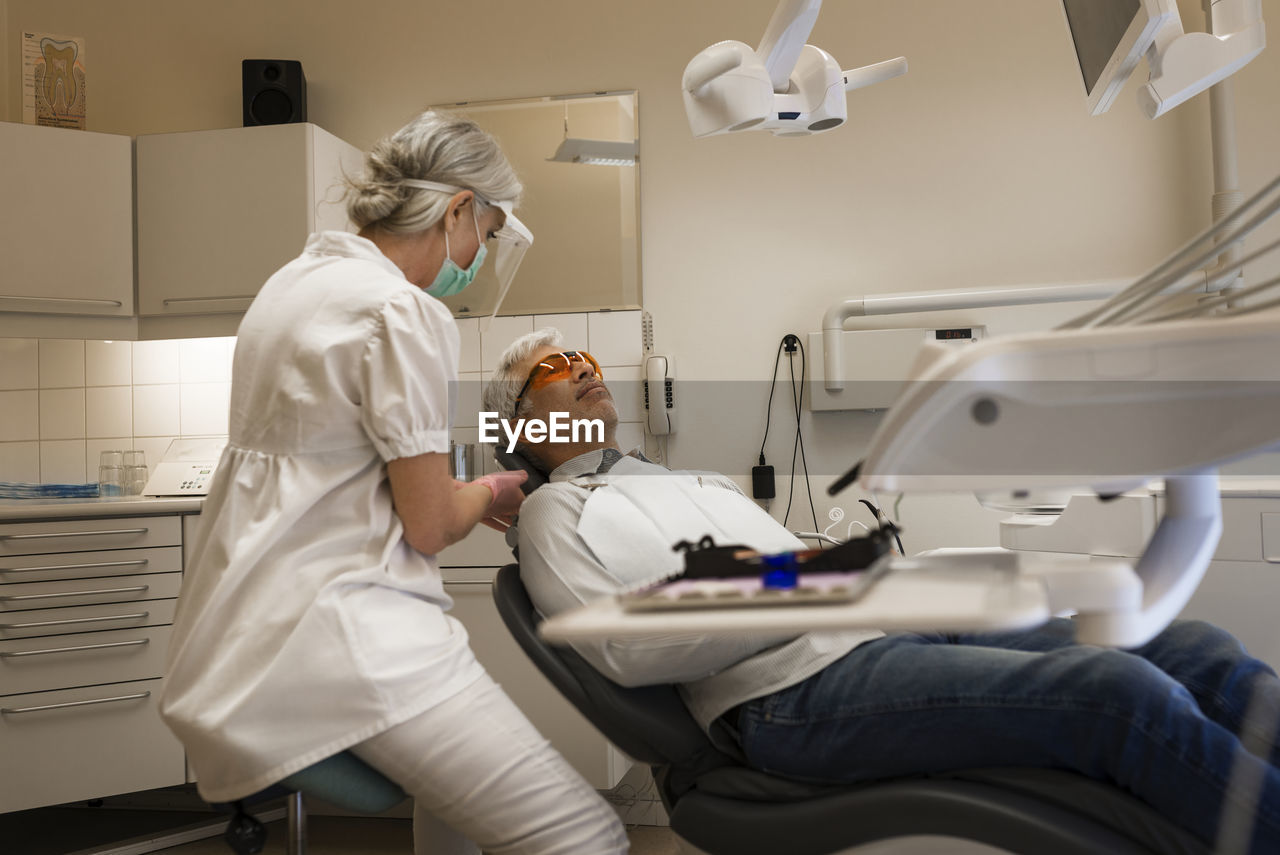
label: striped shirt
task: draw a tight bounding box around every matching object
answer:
[516,447,882,733]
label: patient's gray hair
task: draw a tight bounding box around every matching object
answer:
[482,327,565,421]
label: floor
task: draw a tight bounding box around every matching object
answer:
[0,804,683,855]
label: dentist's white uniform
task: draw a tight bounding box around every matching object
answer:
[161,231,483,801]
[159,232,626,855]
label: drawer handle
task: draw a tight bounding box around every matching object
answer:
[1,691,150,715]
[1,638,149,658]
[0,611,149,630]
[0,295,124,308]
[0,528,149,541]
[0,559,150,574]
[443,580,494,587]
[0,585,149,603]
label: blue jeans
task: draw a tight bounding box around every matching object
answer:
[734,619,1280,852]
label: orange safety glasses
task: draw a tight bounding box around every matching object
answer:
[513,351,603,411]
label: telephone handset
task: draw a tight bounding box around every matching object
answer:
[644,355,676,436]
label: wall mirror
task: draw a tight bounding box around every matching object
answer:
[432,90,640,318]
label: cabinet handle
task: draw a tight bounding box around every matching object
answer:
[0,295,123,308]
[0,611,149,630]
[0,528,149,541]
[162,295,256,307]
[2,691,150,715]
[443,580,494,587]
[1,638,149,658]
[0,559,150,574]
[0,585,149,603]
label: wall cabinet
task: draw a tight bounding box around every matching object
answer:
[135,123,364,333]
[0,122,134,319]
[0,513,188,813]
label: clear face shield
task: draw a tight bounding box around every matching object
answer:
[485,200,534,329]
[399,179,534,327]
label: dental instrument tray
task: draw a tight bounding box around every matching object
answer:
[620,531,897,612]
[619,564,892,612]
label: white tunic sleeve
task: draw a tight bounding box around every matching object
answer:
[359,289,460,461]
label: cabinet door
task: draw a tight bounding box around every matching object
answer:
[0,678,185,812]
[136,123,361,317]
[0,122,133,317]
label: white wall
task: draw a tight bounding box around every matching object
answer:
[4,0,1278,548]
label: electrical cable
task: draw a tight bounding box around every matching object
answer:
[758,340,786,461]
[859,498,905,554]
[782,338,821,540]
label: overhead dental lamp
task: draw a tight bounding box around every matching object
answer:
[682,0,907,138]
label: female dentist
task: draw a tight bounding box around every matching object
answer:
[160,111,628,855]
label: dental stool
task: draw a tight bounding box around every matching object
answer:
[219,750,406,855]
[492,563,1211,855]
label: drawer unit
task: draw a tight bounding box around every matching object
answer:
[0,516,182,557]
[1,625,173,697]
[0,678,185,813]
[0,571,182,612]
[0,546,183,583]
[0,598,178,640]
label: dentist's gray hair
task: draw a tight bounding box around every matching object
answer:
[345,110,522,235]
[482,327,565,421]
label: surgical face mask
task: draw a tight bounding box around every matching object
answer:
[402,178,533,313]
[426,203,486,298]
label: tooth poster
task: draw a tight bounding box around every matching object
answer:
[22,32,86,129]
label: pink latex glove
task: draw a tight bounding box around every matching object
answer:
[473,471,528,519]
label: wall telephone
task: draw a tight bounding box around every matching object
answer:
[644,355,676,435]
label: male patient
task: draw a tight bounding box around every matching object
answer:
[482,327,1280,853]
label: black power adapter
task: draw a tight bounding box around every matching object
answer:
[752,457,776,500]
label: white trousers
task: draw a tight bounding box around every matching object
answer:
[351,672,629,855]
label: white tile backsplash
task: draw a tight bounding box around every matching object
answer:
[86,386,133,438]
[0,391,39,442]
[588,311,643,367]
[180,383,231,436]
[0,442,40,483]
[0,339,38,390]
[456,318,482,374]
[480,315,535,372]
[3,311,645,484]
[85,340,133,387]
[133,384,181,437]
[133,436,178,471]
[180,338,233,383]
[38,340,85,388]
[39,389,86,440]
[132,340,182,385]
[534,313,590,349]
[40,440,87,484]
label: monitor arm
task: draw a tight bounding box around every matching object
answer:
[1139,0,1265,117]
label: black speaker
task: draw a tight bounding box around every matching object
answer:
[242,59,307,126]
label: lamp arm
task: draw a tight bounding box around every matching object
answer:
[757,0,824,92]
[843,57,909,92]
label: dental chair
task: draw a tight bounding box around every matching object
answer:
[492,563,1211,855]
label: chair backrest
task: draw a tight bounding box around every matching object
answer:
[492,564,733,787]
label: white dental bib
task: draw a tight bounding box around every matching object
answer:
[574,457,805,590]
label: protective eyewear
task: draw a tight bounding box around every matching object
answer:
[401,179,534,320]
[513,351,603,411]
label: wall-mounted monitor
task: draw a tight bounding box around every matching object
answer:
[1061,0,1179,115]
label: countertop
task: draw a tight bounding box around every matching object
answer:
[0,496,205,522]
